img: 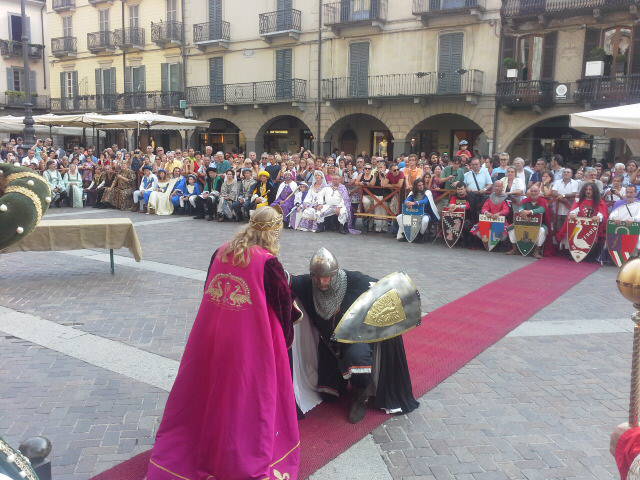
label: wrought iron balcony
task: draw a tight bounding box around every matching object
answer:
[576,75,640,107]
[259,9,301,40]
[1,92,49,109]
[51,36,77,57]
[412,0,485,22]
[186,79,307,106]
[114,27,145,50]
[151,21,183,46]
[0,40,44,59]
[502,0,637,19]
[323,0,387,32]
[193,21,230,48]
[50,91,184,113]
[321,70,483,101]
[87,31,116,52]
[52,0,75,12]
[496,80,556,108]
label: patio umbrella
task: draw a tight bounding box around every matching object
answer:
[570,104,640,140]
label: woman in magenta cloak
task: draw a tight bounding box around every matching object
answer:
[147,206,300,480]
[271,170,298,220]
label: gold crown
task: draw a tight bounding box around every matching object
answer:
[250,205,283,231]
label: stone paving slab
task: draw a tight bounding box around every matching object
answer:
[0,334,168,480]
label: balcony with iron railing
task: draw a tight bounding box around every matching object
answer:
[321,70,484,101]
[412,0,486,22]
[1,92,50,110]
[258,9,302,41]
[502,0,637,19]
[323,0,387,32]
[51,36,77,57]
[576,75,640,107]
[114,27,145,50]
[52,0,75,12]
[0,40,44,60]
[151,21,183,46]
[50,91,184,113]
[186,79,307,106]
[87,31,116,52]
[496,80,556,108]
[193,21,230,49]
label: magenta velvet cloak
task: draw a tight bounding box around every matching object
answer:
[147,244,300,480]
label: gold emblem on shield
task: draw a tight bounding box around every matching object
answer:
[363,289,406,327]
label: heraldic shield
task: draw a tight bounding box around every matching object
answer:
[568,216,600,263]
[402,203,425,243]
[442,210,465,248]
[332,272,422,344]
[607,220,640,267]
[478,214,506,252]
[514,212,542,256]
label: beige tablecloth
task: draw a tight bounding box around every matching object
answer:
[1,218,143,261]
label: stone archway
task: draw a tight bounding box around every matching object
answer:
[324,113,394,158]
[256,115,314,154]
[406,113,486,157]
[201,118,244,153]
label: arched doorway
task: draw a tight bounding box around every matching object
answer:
[199,118,244,153]
[407,114,485,157]
[325,114,393,158]
[258,116,314,153]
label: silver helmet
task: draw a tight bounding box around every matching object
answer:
[309,247,339,277]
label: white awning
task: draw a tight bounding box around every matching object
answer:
[570,104,640,140]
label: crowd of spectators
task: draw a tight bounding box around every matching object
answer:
[2,136,638,261]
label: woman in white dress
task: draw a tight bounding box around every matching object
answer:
[64,162,84,208]
[147,170,180,215]
[295,170,327,232]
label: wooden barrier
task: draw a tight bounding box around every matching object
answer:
[355,185,404,220]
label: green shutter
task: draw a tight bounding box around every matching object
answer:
[7,68,13,91]
[276,48,292,99]
[349,42,369,97]
[437,33,463,94]
[60,71,66,98]
[209,57,223,102]
[138,65,146,92]
[124,66,132,93]
[72,71,78,97]
[541,31,557,80]
[176,63,183,91]
[28,70,36,93]
[109,67,116,93]
[161,63,168,92]
[95,68,102,94]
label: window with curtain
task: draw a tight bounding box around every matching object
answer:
[519,35,544,81]
[62,16,72,37]
[604,26,632,76]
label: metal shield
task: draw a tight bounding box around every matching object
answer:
[478,214,506,252]
[402,203,425,243]
[514,212,542,256]
[568,216,600,263]
[442,210,465,248]
[332,272,422,344]
[607,220,640,267]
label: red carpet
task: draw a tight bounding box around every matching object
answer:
[90,257,599,480]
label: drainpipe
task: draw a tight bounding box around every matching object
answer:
[40,1,46,90]
[316,0,322,155]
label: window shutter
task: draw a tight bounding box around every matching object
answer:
[631,24,640,74]
[161,63,168,92]
[500,35,517,76]
[25,16,31,41]
[72,71,78,97]
[176,63,183,91]
[29,70,36,92]
[209,57,223,102]
[541,31,557,80]
[276,48,293,99]
[60,72,66,98]
[583,28,601,75]
[139,65,146,91]
[109,67,116,93]
[124,66,132,93]
[95,68,102,94]
[7,68,13,91]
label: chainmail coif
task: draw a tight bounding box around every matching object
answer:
[312,269,348,320]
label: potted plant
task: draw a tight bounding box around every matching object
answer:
[585,47,606,77]
[503,57,520,79]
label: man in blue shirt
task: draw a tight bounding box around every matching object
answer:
[464,158,492,193]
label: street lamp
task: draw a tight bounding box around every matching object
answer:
[21,0,36,145]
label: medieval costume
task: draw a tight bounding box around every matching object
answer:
[556,195,608,249]
[396,188,439,241]
[296,172,327,232]
[288,183,309,230]
[148,172,179,215]
[317,183,349,233]
[614,426,640,480]
[271,172,298,220]
[63,164,84,208]
[84,169,103,207]
[291,248,418,424]
[249,171,275,212]
[217,173,240,221]
[194,168,222,220]
[179,175,203,212]
[43,165,68,207]
[94,168,116,208]
[102,166,136,210]
[133,167,157,212]
[471,189,510,244]
[609,197,640,250]
[446,193,474,247]
[148,207,300,480]
[506,194,552,258]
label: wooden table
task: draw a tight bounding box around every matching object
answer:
[1,218,143,274]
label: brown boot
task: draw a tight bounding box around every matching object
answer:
[533,246,543,259]
[348,387,368,424]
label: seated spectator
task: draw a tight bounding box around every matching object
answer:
[552,168,580,235]
[64,162,84,208]
[295,170,327,232]
[288,182,309,230]
[217,169,239,221]
[464,158,492,194]
[133,166,157,213]
[179,174,202,214]
[396,178,439,243]
[444,182,474,247]
[43,160,68,207]
[194,168,222,221]
[604,175,627,211]
[317,175,350,234]
[472,179,510,247]
[506,184,550,258]
[147,169,176,215]
[271,171,298,220]
[249,171,275,212]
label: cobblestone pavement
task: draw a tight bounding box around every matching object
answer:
[0,208,632,479]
